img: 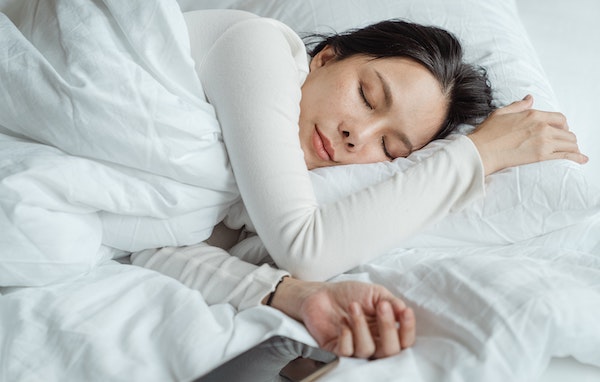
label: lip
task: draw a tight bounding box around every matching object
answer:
[312,127,336,162]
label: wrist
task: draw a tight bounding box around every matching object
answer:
[264,277,322,322]
[264,276,287,307]
[467,133,497,176]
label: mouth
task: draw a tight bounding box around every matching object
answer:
[312,126,336,162]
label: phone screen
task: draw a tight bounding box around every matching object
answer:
[194,335,339,382]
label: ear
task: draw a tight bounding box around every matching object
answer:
[309,45,337,71]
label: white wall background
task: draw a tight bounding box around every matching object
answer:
[516,0,600,185]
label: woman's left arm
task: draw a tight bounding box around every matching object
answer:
[131,243,415,359]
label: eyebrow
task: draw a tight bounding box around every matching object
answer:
[375,70,413,153]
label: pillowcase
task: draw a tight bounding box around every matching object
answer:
[310,135,600,246]
[178,0,599,246]
[177,0,559,110]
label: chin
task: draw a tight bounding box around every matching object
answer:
[305,161,320,171]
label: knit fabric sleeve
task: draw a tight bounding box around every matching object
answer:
[199,15,486,282]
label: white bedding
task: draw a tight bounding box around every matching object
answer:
[1,0,599,381]
[4,239,600,382]
[0,0,242,287]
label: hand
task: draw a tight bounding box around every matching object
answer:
[468,95,588,175]
[267,277,415,359]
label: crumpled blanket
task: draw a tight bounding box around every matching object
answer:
[0,0,240,286]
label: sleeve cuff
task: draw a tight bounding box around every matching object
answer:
[446,135,486,212]
[236,265,290,311]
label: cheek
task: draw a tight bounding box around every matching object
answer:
[363,150,388,164]
[301,86,332,121]
[315,70,355,110]
[343,146,388,165]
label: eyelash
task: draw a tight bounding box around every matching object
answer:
[381,137,394,160]
[359,85,373,110]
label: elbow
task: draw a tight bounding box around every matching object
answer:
[274,254,333,282]
[264,213,346,281]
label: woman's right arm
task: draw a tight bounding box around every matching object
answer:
[468,95,588,174]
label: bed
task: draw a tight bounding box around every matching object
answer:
[1,0,599,381]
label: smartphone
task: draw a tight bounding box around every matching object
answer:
[194,335,339,382]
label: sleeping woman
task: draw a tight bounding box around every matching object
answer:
[129,10,588,359]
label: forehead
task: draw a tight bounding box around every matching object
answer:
[360,56,439,90]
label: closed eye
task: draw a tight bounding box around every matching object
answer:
[359,85,373,110]
[381,137,395,160]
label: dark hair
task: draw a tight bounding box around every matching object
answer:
[306,19,495,139]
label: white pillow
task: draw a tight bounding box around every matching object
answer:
[310,135,600,246]
[177,0,559,109]
[178,0,599,245]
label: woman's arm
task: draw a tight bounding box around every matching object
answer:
[131,243,289,310]
[199,17,485,281]
[131,244,415,359]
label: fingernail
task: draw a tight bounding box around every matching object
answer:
[523,94,532,101]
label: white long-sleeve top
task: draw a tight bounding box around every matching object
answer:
[133,10,485,310]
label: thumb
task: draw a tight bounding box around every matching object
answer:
[494,94,534,115]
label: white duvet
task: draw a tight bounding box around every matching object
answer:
[1,0,599,381]
[0,0,242,287]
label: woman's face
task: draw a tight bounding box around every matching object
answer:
[299,46,448,170]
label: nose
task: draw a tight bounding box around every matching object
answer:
[341,130,354,150]
[340,122,379,152]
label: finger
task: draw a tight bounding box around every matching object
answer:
[494,94,534,116]
[541,132,587,163]
[349,302,376,358]
[373,301,401,358]
[388,297,407,314]
[334,325,354,357]
[551,151,589,164]
[550,135,582,153]
[399,308,416,349]
[551,129,578,143]
[536,110,569,130]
